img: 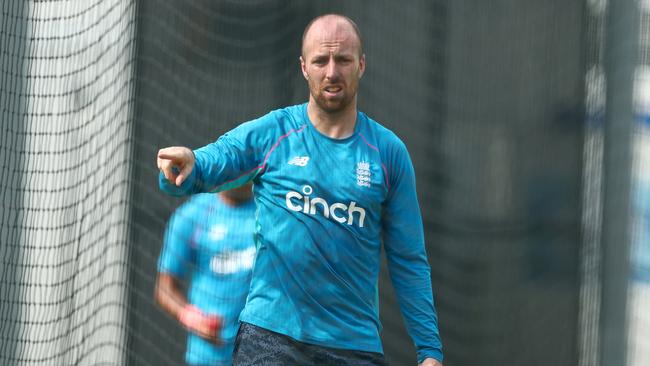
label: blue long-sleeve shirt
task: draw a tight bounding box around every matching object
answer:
[159,103,443,363]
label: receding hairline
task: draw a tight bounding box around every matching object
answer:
[301,14,363,57]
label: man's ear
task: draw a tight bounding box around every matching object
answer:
[300,56,309,80]
[358,54,366,78]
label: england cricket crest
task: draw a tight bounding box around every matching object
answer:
[356,161,371,187]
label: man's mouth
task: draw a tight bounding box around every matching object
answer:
[323,85,343,96]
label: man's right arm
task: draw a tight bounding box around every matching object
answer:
[154,272,189,321]
[157,112,278,197]
[155,273,222,344]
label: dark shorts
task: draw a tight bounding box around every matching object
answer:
[232,322,388,366]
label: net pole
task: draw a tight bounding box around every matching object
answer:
[0,1,27,363]
[599,1,639,365]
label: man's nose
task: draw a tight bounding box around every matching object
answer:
[325,59,338,79]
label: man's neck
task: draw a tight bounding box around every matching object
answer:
[307,100,358,139]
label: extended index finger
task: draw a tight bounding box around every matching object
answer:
[157,148,180,161]
[157,148,181,178]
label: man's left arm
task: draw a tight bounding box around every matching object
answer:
[382,142,443,365]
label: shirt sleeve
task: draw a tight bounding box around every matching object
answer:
[159,111,279,196]
[382,141,443,364]
[158,201,196,278]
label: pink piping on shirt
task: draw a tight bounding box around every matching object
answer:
[358,132,390,189]
[207,125,307,192]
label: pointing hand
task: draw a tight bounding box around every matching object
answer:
[157,146,195,186]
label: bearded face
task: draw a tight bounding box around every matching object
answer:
[301,18,365,115]
[305,53,361,113]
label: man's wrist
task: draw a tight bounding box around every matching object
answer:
[418,350,443,365]
[178,304,202,330]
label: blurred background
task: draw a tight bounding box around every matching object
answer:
[1,0,648,365]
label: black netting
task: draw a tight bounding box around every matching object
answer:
[1,1,647,365]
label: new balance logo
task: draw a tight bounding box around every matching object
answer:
[288,156,310,166]
[285,185,366,228]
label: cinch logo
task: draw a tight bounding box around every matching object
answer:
[285,185,366,227]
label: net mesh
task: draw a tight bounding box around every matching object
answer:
[1,1,648,365]
[1,0,136,365]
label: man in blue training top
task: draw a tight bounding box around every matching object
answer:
[155,183,256,365]
[157,13,443,366]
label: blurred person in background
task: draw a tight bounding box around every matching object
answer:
[157,14,443,366]
[155,183,255,365]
